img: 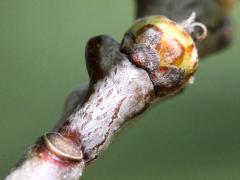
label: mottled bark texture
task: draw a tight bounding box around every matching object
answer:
[5,0,234,180]
[6,36,155,180]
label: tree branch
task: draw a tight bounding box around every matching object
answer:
[5,0,234,179]
[6,35,155,180]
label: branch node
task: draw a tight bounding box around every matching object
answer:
[44,132,83,161]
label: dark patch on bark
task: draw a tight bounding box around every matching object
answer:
[96,97,103,107]
[85,36,105,81]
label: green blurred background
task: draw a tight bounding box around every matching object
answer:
[0,0,240,179]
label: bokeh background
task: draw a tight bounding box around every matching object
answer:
[0,0,240,179]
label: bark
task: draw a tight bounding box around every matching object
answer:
[5,0,234,179]
[6,36,154,180]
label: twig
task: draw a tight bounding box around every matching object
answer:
[5,0,233,179]
[6,35,155,180]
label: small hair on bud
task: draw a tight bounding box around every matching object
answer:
[181,12,208,41]
[188,76,195,84]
